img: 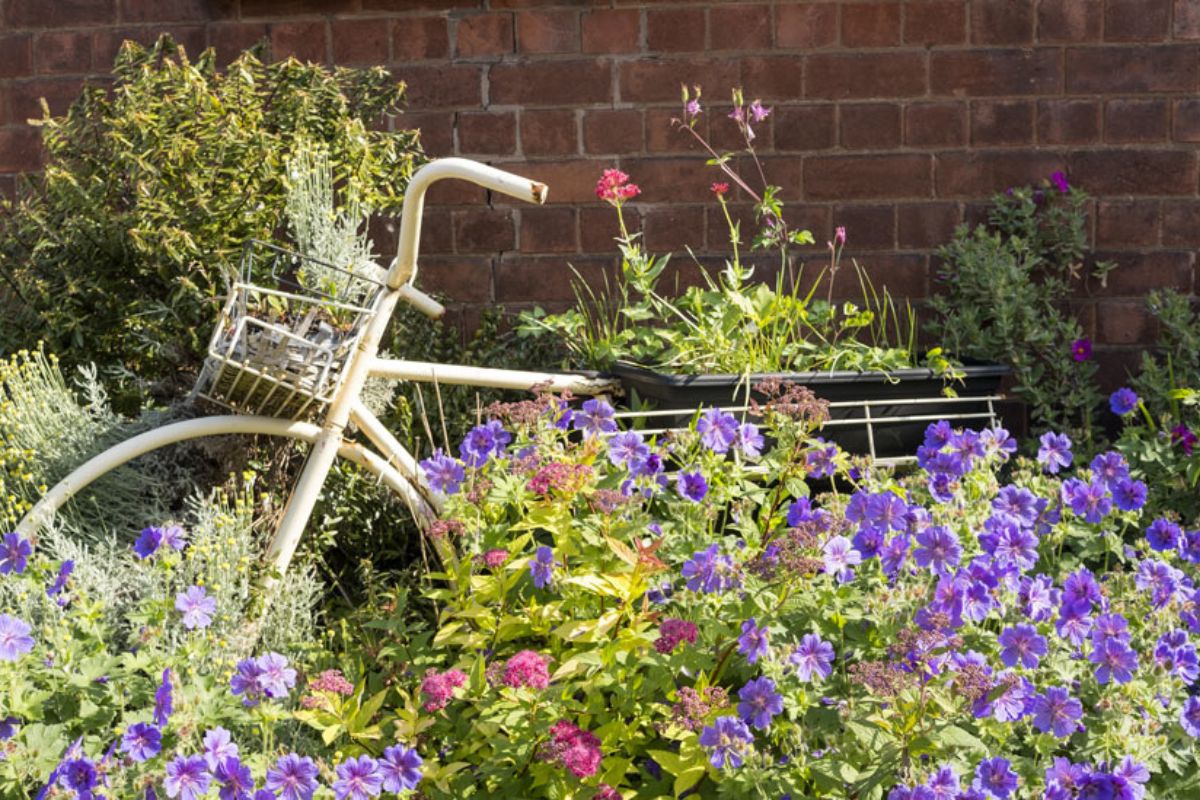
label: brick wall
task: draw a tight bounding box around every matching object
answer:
[2,0,1198,382]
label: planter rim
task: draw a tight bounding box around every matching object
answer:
[608,360,1010,388]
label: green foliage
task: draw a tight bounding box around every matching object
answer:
[927,178,1113,442]
[0,34,422,410]
[1132,289,1200,420]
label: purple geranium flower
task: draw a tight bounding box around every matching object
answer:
[1110,387,1139,416]
[1147,518,1183,553]
[257,652,297,698]
[806,441,838,478]
[737,676,783,730]
[1112,478,1148,512]
[698,715,754,769]
[61,758,99,793]
[822,535,862,582]
[573,398,617,437]
[676,470,708,502]
[120,722,162,763]
[418,450,465,495]
[1037,432,1073,474]
[1182,696,1200,738]
[926,765,959,799]
[154,668,173,726]
[738,618,769,664]
[0,532,31,574]
[696,408,739,454]
[46,560,74,602]
[231,657,265,704]
[266,754,321,800]
[790,633,835,682]
[133,527,164,559]
[998,623,1047,669]
[607,430,649,469]
[880,534,910,578]
[736,423,765,458]
[176,586,217,630]
[458,421,510,468]
[379,745,423,793]
[333,755,383,800]
[1089,638,1139,685]
[681,544,739,594]
[1031,686,1083,737]
[203,727,239,771]
[528,546,555,589]
[974,757,1019,799]
[164,755,211,800]
[215,757,254,800]
[913,526,962,576]
[0,614,34,661]
[1061,479,1112,524]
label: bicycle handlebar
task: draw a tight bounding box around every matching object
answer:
[386,158,548,290]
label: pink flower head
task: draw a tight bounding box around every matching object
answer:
[595,169,640,205]
[748,100,771,123]
[1172,425,1197,456]
[1050,170,1071,194]
[420,668,468,712]
[594,785,621,800]
[1071,338,1092,362]
[711,182,730,197]
[542,720,603,779]
[655,618,699,654]
[502,650,550,690]
[482,549,508,569]
[835,226,847,246]
[685,98,701,119]
[309,669,355,696]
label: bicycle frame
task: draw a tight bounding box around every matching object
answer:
[16,158,620,578]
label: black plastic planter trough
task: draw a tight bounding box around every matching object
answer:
[609,362,1010,464]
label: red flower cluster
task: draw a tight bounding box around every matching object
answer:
[420,668,467,712]
[595,168,640,204]
[502,649,550,690]
[711,182,729,197]
[654,618,698,654]
[542,720,603,778]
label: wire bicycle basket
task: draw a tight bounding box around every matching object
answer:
[193,240,386,420]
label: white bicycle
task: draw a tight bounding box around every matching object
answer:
[15,158,619,577]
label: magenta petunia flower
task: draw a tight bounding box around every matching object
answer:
[1070,338,1092,361]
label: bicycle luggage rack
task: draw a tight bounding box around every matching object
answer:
[193,240,386,421]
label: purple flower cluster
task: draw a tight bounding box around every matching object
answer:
[133,526,187,560]
[458,420,511,468]
[419,449,465,495]
[230,652,297,706]
[681,544,740,594]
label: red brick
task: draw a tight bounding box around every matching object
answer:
[6,0,113,27]
[1104,99,1169,143]
[1177,0,1200,39]
[710,5,772,50]
[383,208,450,255]
[645,108,702,153]
[620,59,739,104]
[495,255,615,304]
[364,0,476,9]
[775,3,838,49]
[774,105,837,151]
[517,9,578,54]
[392,64,481,109]
[854,253,928,299]
[492,60,610,106]
[1175,99,1200,141]
[621,157,720,203]
[804,155,931,200]
[208,23,269,64]
[403,111,455,155]
[1066,46,1198,92]
[935,151,1065,196]
[1162,201,1200,245]
[456,13,513,58]
[332,19,391,66]
[243,0,356,16]
[520,109,577,156]
[93,26,206,68]
[10,77,84,120]
[1073,150,1197,194]
[453,208,515,253]
[1095,251,1194,295]
[582,9,640,54]
[0,127,41,172]
[1095,200,1160,247]
[1106,0,1170,41]
[581,206,638,252]
[1098,301,1155,344]
[931,49,1060,96]
[520,207,578,253]
[124,0,234,22]
[457,111,517,155]
[642,206,706,251]
[496,159,598,204]
[830,205,896,250]
[417,257,493,304]
[393,16,450,61]
[583,109,641,154]
[806,53,926,99]
[898,203,961,248]
[0,35,32,79]
[903,1,967,46]
[1037,0,1102,41]
[905,102,968,147]
[648,7,706,52]
[1037,99,1101,144]
[426,180,486,207]
[971,100,1034,146]
[971,0,1035,44]
[740,56,804,100]
[270,21,327,63]
[842,2,902,47]
[34,32,92,74]
[841,103,902,149]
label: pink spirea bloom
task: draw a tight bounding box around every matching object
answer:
[420,668,467,712]
[309,669,355,696]
[482,549,508,569]
[502,650,550,690]
[655,619,698,654]
[543,720,603,778]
